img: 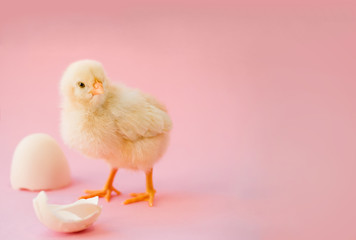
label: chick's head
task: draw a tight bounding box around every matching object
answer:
[60,60,109,108]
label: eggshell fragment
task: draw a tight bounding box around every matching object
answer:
[10,133,71,191]
[33,191,102,232]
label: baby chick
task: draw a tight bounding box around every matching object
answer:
[60,60,172,206]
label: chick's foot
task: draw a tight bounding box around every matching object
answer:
[123,189,156,207]
[80,186,121,202]
[79,168,120,202]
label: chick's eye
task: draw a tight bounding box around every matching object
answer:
[78,82,85,88]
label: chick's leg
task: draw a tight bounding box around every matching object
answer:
[123,168,156,207]
[80,168,121,202]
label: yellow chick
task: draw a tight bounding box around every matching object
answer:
[60,60,172,206]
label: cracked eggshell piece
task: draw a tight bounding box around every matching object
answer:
[10,133,71,191]
[33,191,102,233]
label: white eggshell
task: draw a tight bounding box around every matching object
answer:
[10,133,71,191]
[33,191,102,232]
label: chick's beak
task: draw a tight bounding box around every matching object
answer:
[91,82,104,95]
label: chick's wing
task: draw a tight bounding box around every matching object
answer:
[113,90,172,141]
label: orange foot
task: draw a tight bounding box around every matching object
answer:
[79,168,120,202]
[80,186,121,202]
[123,189,156,207]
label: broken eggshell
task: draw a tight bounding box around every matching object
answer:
[33,191,102,233]
[11,133,71,191]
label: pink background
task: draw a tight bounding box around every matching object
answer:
[1,1,356,239]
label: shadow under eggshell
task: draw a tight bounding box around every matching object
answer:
[10,133,71,191]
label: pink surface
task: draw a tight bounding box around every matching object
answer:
[1,1,356,239]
